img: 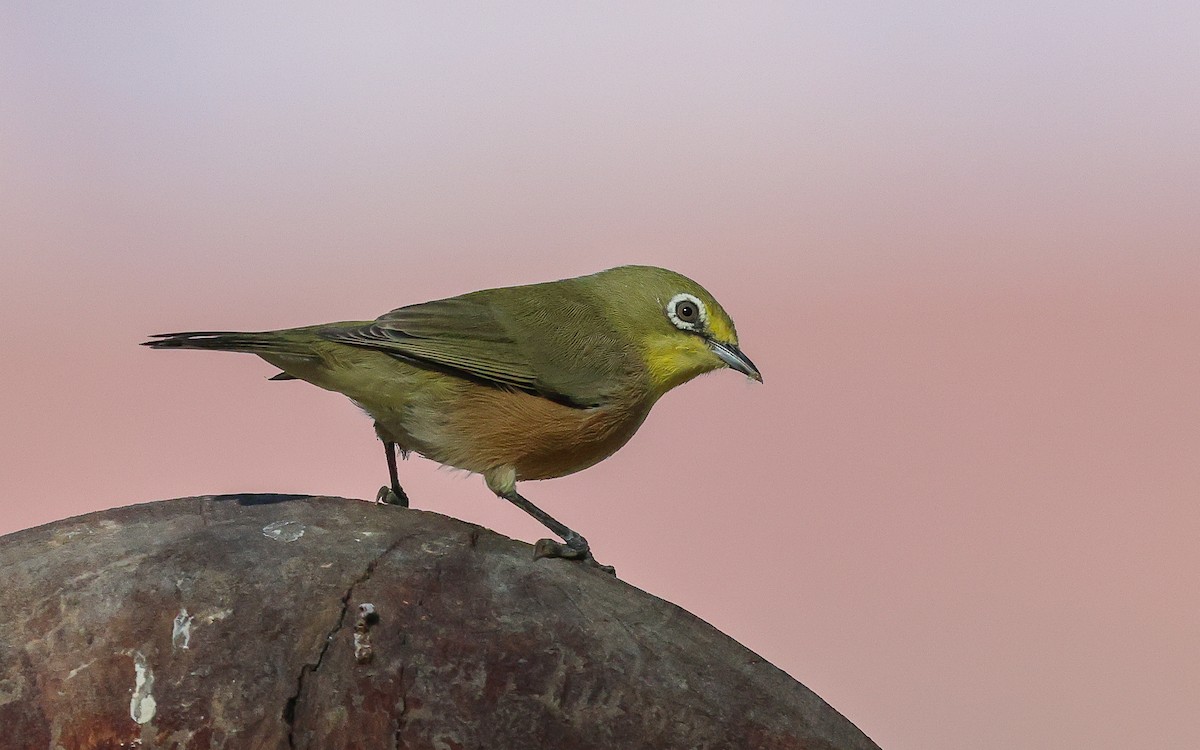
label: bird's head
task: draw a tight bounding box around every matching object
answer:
[588,266,762,399]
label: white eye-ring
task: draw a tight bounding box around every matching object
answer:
[665,292,707,331]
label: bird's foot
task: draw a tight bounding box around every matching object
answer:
[374,486,409,507]
[533,536,616,576]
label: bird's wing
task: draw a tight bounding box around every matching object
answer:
[320,295,585,406]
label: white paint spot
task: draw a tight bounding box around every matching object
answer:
[421,540,451,555]
[202,608,233,624]
[172,609,194,650]
[130,652,157,725]
[262,520,305,542]
[354,602,377,664]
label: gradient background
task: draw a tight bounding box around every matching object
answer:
[2,4,1197,749]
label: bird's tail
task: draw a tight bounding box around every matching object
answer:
[141,330,301,354]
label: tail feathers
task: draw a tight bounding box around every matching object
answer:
[142,331,297,354]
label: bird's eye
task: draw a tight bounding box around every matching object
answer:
[666,292,706,331]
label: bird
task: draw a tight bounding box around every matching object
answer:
[143,265,761,570]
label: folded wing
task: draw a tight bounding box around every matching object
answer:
[320,293,616,408]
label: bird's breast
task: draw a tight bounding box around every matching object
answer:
[394,379,654,481]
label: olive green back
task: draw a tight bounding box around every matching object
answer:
[320,265,732,409]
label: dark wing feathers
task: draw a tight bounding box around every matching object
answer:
[373,298,515,342]
[320,294,592,406]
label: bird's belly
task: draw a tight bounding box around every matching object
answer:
[263,344,652,481]
[373,380,651,481]
[504,400,652,481]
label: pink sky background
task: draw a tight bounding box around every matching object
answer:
[2,4,1198,749]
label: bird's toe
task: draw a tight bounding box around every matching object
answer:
[533,538,616,576]
[375,486,409,507]
[533,537,581,560]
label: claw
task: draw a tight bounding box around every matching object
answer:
[375,486,408,506]
[534,538,584,560]
[533,538,616,576]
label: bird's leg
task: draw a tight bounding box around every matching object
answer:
[498,488,615,575]
[374,425,409,507]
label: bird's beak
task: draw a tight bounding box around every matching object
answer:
[708,340,763,383]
